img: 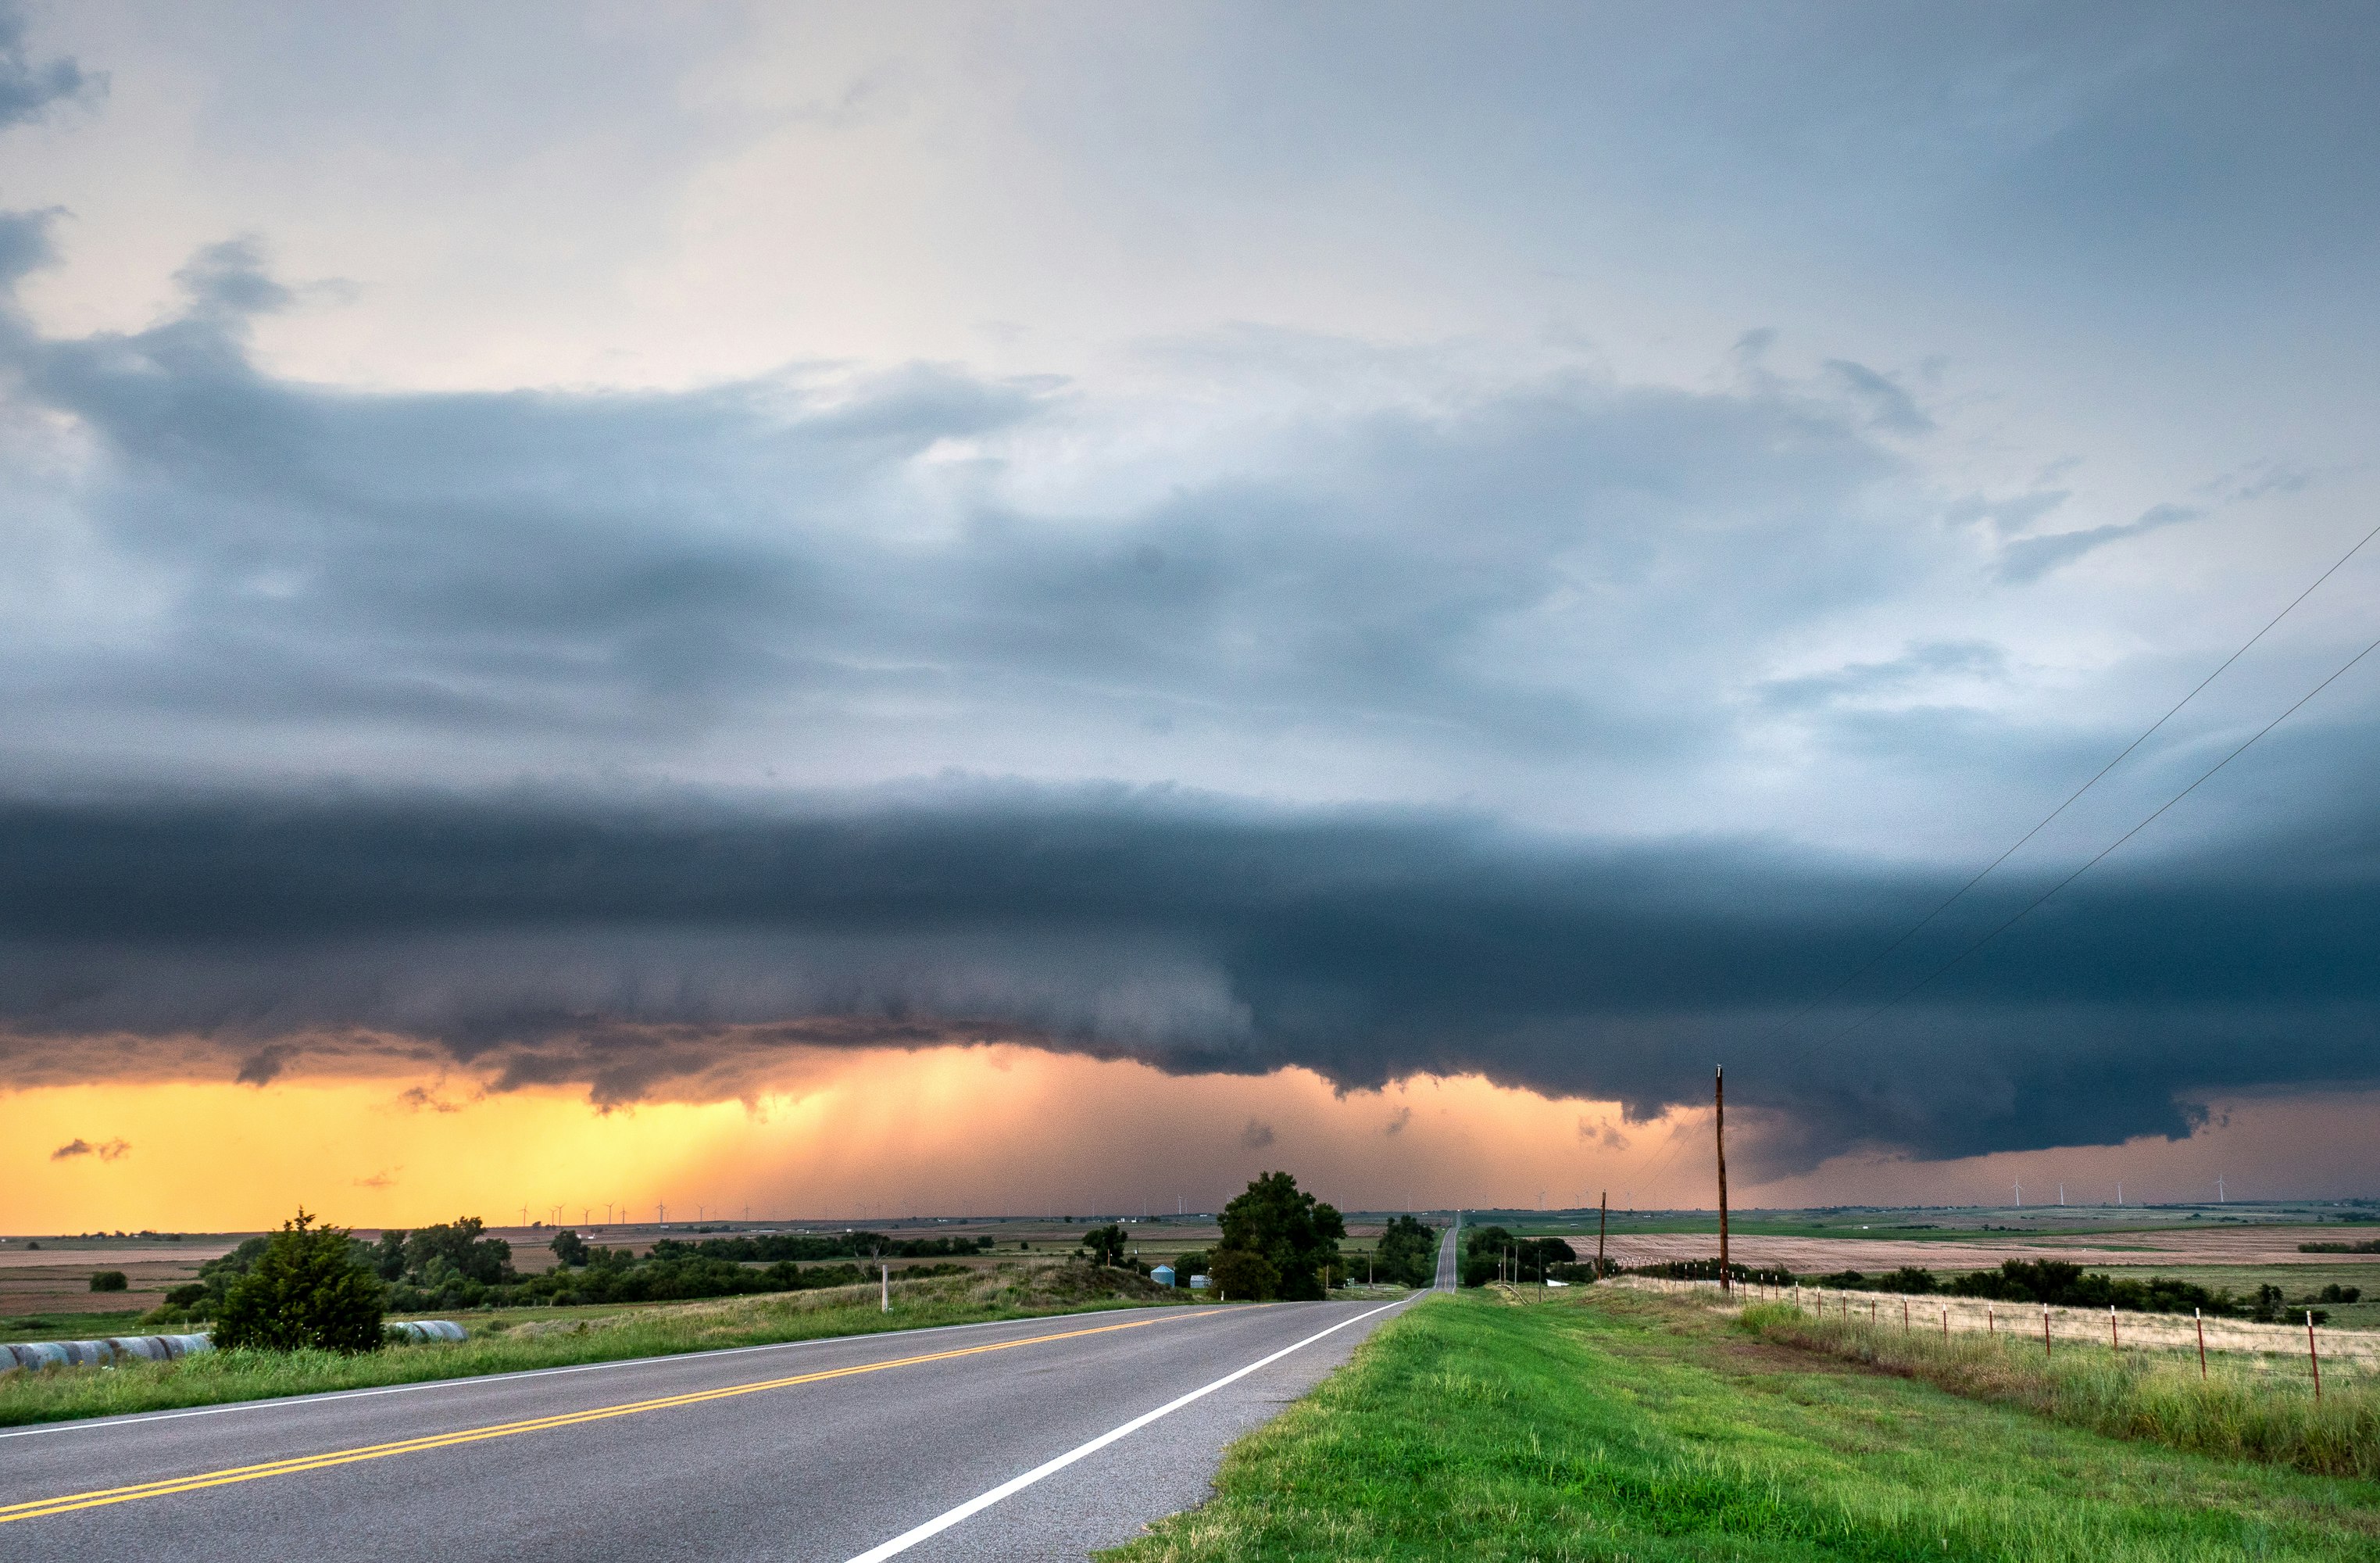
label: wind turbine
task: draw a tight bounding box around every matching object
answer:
[2012,1179,2023,1208]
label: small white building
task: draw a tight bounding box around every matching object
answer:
[1188,1274,1211,1289]
[1150,1264,1176,1286]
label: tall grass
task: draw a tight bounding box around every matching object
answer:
[0,1263,1182,1428]
[1743,1301,2380,1481]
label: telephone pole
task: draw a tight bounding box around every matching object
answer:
[1714,1066,1731,1296]
[1596,1189,1609,1278]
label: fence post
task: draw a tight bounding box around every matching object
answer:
[2195,1307,2207,1380]
[1870,1299,1877,1328]
[2042,1306,2052,1358]
[2308,1312,2322,1402]
[1987,1305,1994,1336]
[1940,1305,1948,1339]
[2110,1305,2117,1351]
[1903,1297,1910,1332]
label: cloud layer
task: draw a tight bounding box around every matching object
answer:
[2,5,2378,1200]
[3,785,2374,1174]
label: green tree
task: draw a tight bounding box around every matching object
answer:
[549,1228,591,1268]
[400,1217,515,1286]
[1217,1171,1345,1301]
[213,1209,387,1354]
[1371,1215,1438,1287]
[89,1270,128,1292]
[1207,1247,1280,1301]
[1080,1223,1129,1266]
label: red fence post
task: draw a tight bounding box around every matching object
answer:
[2043,1307,2052,1358]
[2110,1305,2118,1351]
[2309,1312,2322,1402]
[2195,1307,2207,1380]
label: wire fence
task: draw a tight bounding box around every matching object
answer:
[1608,1273,2380,1382]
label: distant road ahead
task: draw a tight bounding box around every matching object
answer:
[1,1233,1454,1563]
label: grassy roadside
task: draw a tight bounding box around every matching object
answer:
[1104,1290,2380,1562]
[0,1263,1192,1428]
[1742,1302,2378,1480]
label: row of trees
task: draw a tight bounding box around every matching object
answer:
[1610,1255,2358,1324]
[1799,1258,2359,1322]
[148,1211,990,1348]
[1126,1180,1439,1300]
[1458,1225,1581,1287]
[163,1181,1435,1350]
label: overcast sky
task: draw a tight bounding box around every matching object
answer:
[3,2,2377,1215]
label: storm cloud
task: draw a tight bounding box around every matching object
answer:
[2,785,2373,1174]
[0,204,2179,854]
[2,6,2378,1200]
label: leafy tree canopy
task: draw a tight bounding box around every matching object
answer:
[1080,1223,1129,1266]
[1371,1215,1438,1287]
[1218,1171,1345,1301]
[213,1209,386,1354]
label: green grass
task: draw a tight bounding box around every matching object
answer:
[1102,1290,2380,1561]
[1745,1303,2380,1481]
[0,1307,167,1343]
[0,1263,1192,1428]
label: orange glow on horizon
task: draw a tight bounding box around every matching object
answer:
[7,1046,2371,1233]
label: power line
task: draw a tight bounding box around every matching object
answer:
[1625,524,2380,1204]
[1754,517,2380,1051]
[1803,621,2380,1054]
[1611,521,2379,1202]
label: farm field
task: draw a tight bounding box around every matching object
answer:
[0,1260,1219,1427]
[1109,1288,2380,1562]
[0,1212,1432,1339]
[1492,1210,2380,1314]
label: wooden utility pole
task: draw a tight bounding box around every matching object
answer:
[1715,1066,1731,1296]
[1596,1190,1609,1278]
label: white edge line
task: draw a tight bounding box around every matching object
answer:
[839,1293,1420,1563]
[0,1301,1232,1442]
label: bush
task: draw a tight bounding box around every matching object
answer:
[213,1209,386,1354]
[1209,1248,1281,1301]
[89,1270,128,1293]
[549,1229,591,1268]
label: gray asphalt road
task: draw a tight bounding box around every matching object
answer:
[0,1229,1455,1562]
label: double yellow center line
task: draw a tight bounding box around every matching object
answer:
[1,1311,1207,1525]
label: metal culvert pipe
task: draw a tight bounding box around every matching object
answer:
[2,1321,454,1373]
[0,1331,213,1374]
[385,1320,467,1343]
